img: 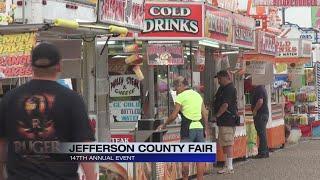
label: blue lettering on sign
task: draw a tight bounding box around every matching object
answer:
[121,116,139,121]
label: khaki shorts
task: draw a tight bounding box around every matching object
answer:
[218,126,236,147]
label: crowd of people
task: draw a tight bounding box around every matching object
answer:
[0,42,271,180]
[159,70,270,179]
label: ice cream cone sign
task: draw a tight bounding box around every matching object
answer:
[133,65,144,81]
[125,54,143,65]
[124,44,139,53]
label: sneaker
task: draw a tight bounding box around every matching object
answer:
[217,168,234,174]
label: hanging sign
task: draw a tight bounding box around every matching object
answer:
[233,13,255,48]
[139,2,203,39]
[274,63,288,74]
[287,63,305,75]
[147,44,184,65]
[212,0,238,12]
[195,48,205,65]
[246,61,266,75]
[0,33,36,79]
[258,31,276,55]
[99,0,145,30]
[110,101,141,122]
[110,75,141,97]
[253,0,319,6]
[301,40,312,57]
[276,39,299,58]
[205,6,233,44]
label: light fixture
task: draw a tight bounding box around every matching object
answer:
[221,51,239,55]
[97,41,116,45]
[148,41,181,44]
[199,40,219,48]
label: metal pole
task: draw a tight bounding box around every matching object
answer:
[282,8,286,25]
[189,42,193,87]
[95,41,109,142]
[167,65,170,116]
[22,0,25,24]
[204,47,215,106]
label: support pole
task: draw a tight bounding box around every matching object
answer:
[204,47,215,107]
[96,40,110,142]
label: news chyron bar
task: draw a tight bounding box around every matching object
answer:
[16,142,216,162]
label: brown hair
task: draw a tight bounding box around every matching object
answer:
[173,76,189,87]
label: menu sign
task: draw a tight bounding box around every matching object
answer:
[139,2,203,38]
[205,6,233,43]
[258,31,276,55]
[147,44,184,65]
[233,14,255,48]
[110,75,141,97]
[99,0,145,30]
[0,33,36,79]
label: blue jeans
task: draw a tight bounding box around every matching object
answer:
[254,114,269,155]
[181,128,205,142]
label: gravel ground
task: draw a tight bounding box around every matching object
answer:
[204,140,320,180]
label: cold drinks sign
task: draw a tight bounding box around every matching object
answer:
[139,2,203,39]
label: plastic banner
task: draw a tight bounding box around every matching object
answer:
[99,0,145,30]
[0,33,36,79]
[99,134,135,180]
[147,44,184,65]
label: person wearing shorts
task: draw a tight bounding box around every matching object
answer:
[158,76,209,180]
[213,70,237,174]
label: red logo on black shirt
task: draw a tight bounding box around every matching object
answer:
[17,94,56,139]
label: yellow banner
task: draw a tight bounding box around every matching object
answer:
[0,33,36,79]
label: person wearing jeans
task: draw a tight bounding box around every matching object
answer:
[158,76,209,180]
[251,85,270,158]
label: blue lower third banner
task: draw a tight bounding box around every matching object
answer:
[48,153,216,162]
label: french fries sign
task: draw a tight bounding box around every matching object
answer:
[0,33,36,79]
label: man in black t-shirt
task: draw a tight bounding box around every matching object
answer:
[0,43,96,180]
[251,85,270,158]
[213,70,237,174]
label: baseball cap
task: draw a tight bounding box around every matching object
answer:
[214,70,229,78]
[31,42,61,68]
